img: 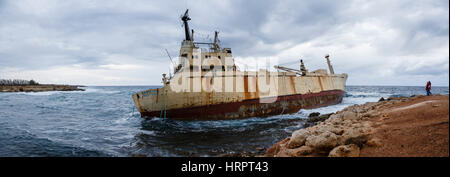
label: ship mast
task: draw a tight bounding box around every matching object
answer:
[181,9,192,41]
[325,54,335,74]
[213,31,219,51]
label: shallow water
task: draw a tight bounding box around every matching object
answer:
[0,85,448,157]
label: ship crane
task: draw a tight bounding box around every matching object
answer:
[273,65,303,75]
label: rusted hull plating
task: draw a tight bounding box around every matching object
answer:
[140,89,345,120]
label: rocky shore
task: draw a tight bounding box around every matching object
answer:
[265,94,449,157]
[0,85,85,92]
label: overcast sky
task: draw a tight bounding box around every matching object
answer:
[0,0,448,86]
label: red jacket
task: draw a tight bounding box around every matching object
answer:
[426,82,431,91]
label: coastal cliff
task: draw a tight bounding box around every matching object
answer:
[265,95,449,157]
[0,85,85,92]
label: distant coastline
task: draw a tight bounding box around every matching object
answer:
[0,85,85,92]
[0,79,85,92]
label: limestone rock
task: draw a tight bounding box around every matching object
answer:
[363,110,380,119]
[327,115,344,125]
[329,113,343,120]
[304,113,334,128]
[288,129,310,148]
[342,111,358,121]
[266,138,289,157]
[328,144,360,157]
[289,146,314,156]
[341,128,369,147]
[329,126,344,135]
[305,131,338,151]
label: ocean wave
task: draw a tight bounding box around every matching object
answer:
[0,126,111,157]
[1,91,62,96]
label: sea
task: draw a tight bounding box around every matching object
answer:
[0,86,448,157]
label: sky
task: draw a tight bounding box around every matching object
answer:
[0,0,448,86]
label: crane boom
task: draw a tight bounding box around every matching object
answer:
[273,65,302,75]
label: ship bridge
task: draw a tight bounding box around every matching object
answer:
[175,9,237,75]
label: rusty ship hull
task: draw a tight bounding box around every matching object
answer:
[138,89,345,120]
[132,9,348,120]
[132,71,347,120]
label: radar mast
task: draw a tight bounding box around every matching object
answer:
[181,9,192,41]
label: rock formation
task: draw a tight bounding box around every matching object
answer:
[265,95,449,157]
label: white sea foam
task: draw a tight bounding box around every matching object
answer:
[84,88,120,94]
[20,91,62,96]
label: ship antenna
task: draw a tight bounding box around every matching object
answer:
[181,9,192,41]
[165,49,175,77]
[165,49,174,65]
[213,31,219,51]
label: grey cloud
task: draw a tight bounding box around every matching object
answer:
[0,0,448,86]
[395,58,449,76]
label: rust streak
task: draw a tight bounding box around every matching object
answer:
[205,92,210,105]
[243,76,251,100]
[318,77,324,91]
[255,76,259,98]
[289,76,297,94]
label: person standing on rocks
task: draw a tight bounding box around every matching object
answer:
[426,81,432,96]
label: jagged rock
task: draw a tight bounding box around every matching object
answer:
[341,128,369,147]
[288,129,310,148]
[330,113,343,120]
[341,119,353,127]
[342,111,358,121]
[328,144,360,157]
[353,105,367,114]
[289,146,314,156]
[352,122,362,128]
[304,113,334,128]
[310,113,333,123]
[344,136,368,148]
[309,124,331,136]
[361,121,372,128]
[313,123,344,135]
[303,122,313,128]
[327,114,344,125]
[379,97,385,102]
[362,110,380,119]
[275,149,291,157]
[308,112,320,117]
[265,138,290,157]
[305,131,338,152]
[366,138,383,147]
[329,126,344,135]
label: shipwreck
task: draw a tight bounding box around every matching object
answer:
[132,10,348,120]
